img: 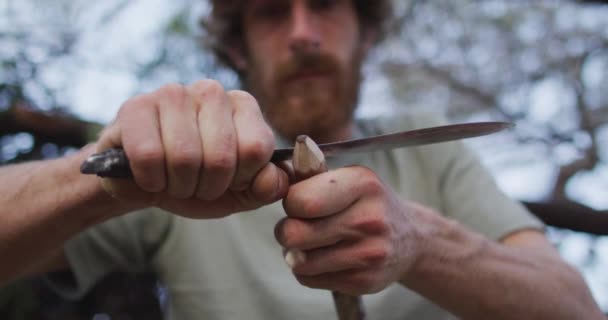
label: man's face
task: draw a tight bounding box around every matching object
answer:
[240,0,370,143]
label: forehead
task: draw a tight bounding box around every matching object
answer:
[243,0,351,10]
[241,0,358,20]
[247,0,294,6]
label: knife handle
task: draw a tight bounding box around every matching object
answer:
[291,135,365,320]
[81,147,295,178]
[80,148,133,178]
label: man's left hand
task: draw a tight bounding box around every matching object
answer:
[275,166,424,295]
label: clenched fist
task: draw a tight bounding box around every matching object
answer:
[275,166,426,295]
[96,80,289,218]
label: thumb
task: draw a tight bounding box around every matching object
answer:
[249,162,289,204]
[276,160,296,184]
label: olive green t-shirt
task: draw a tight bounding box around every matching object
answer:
[49,113,543,319]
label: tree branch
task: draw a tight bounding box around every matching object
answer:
[550,52,601,201]
[524,201,608,235]
[0,103,102,147]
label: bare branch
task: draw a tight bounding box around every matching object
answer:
[0,103,102,147]
[550,51,602,200]
[524,200,608,235]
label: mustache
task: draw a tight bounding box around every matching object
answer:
[275,53,340,81]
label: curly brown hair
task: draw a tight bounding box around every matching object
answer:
[201,0,393,74]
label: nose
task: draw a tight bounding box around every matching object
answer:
[288,2,321,55]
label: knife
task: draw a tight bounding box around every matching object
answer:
[80,121,512,178]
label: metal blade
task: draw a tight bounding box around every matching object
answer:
[271,121,512,161]
[81,121,512,178]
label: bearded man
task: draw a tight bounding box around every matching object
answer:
[0,0,603,319]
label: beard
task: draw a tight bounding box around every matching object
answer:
[245,49,364,144]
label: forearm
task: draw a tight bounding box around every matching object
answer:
[0,146,132,285]
[401,207,603,320]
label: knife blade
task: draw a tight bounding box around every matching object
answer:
[80,121,512,178]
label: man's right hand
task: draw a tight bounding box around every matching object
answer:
[95,80,289,219]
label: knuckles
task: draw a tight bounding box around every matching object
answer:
[129,143,165,168]
[205,148,237,174]
[351,209,390,236]
[128,144,167,192]
[355,166,385,195]
[240,137,275,165]
[157,83,187,105]
[190,79,225,101]
[203,128,237,174]
[229,90,276,163]
[227,90,258,107]
[118,93,155,117]
[167,145,201,172]
[360,242,391,268]
[283,175,333,218]
[283,194,324,218]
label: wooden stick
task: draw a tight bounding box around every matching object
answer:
[293,135,327,180]
[291,135,365,320]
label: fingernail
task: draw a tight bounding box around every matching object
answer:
[284,248,306,269]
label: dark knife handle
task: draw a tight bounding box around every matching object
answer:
[80,148,133,178]
[80,147,292,178]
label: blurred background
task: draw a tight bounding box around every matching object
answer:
[1,0,608,318]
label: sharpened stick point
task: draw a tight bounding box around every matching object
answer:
[293,135,327,180]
